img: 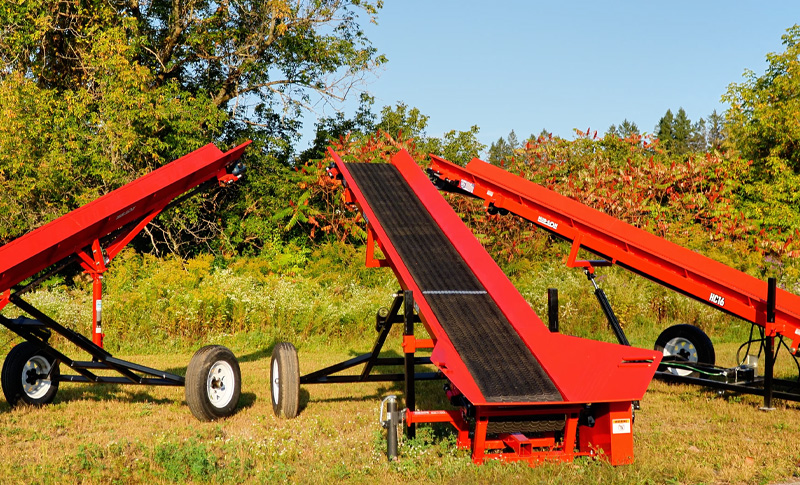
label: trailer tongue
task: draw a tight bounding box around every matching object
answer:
[270,149,661,465]
[0,141,250,421]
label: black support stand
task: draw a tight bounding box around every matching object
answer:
[299,291,439,392]
[762,277,777,411]
[403,290,417,440]
[548,288,559,333]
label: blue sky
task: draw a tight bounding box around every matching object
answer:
[302,1,799,150]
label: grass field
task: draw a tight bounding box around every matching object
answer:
[2,244,800,483]
[2,336,800,484]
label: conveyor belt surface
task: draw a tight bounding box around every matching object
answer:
[346,163,562,403]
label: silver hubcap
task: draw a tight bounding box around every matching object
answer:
[272,359,280,405]
[22,356,52,400]
[662,337,698,376]
[206,361,235,408]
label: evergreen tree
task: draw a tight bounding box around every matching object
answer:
[507,130,520,151]
[672,108,692,155]
[689,118,708,153]
[487,130,520,165]
[488,137,512,165]
[707,109,725,151]
[619,119,640,138]
[656,109,675,151]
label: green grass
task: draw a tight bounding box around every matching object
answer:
[1,343,800,484]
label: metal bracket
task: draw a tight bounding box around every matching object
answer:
[366,225,390,268]
[565,236,612,274]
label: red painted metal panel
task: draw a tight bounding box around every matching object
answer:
[0,142,250,293]
[332,149,661,406]
[428,155,800,353]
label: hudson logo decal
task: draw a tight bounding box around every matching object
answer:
[115,206,136,220]
[537,216,558,230]
[709,293,725,307]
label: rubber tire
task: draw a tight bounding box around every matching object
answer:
[654,324,715,377]
[185,345,241,421]
[270,342,300,419]
[1,341,60,407]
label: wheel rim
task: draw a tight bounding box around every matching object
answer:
[662,336,698,376]
[272,359,280,405]
[21,355,53,400]
[206,361,235,408]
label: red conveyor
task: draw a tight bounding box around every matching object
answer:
[427,155,800,353]
[0,142,249,422]
[329,148,661,464]
[0,142,250,295]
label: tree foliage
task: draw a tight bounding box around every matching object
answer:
[277,102,486,238]
[655,107,722,155]
[722,24,800,238]
[0,0,385,254]
[488,130,520,166]
[607,119,640,139]
[724,25,800,172]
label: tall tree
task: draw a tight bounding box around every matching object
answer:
[723,24,800,172]
[688,118,707,153]
[297,93,376,162]
[672,107,692,155]
[0,1,385,252]
[656,109,675,151]
[507,130,520,151]
[707,109,725,151]
[656,108,694,154]
[428,126,487,166]
[619,119,640,138]
[488,137,512,165]
[722,24,800,233]
[487,130,519,166]
[376,102,429,141]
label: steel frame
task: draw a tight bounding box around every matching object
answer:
[299,291,439,386]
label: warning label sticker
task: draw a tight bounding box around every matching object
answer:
[612,419,631,434]
[459,179,475,193]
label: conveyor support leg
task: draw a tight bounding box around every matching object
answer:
[403,289,416,440]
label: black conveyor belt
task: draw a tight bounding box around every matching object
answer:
[346,163,562,403]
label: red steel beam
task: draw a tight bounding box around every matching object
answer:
[0,141,250,294]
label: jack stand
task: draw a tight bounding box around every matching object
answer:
[381,395,401,461]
